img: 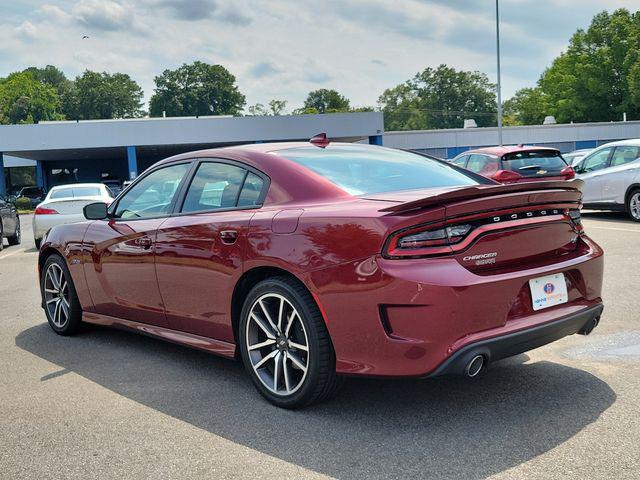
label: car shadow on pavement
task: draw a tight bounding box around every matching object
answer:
[16,323,616,480]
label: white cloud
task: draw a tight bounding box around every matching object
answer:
[1,0,639,112]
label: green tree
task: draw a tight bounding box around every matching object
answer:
[0,71,62,124]
[378,65,497,130]
[64,70,144,120]
[538,8,640,123]
[302,89,350,113]
[503,87,550,125]
[246,99,287,116]
[23,65,75,118]
[149,61,245,117]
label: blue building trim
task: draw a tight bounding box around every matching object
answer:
[0,153,6,196]
[575,140,598,150]
[127,146,138,180]
[35,161,45,191]
[369,135,383,146]
[446,146,471,158]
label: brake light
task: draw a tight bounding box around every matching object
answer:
[561,165,575,180]
[490,169,523,183]
[385,224,474,257]
[34,207,59,215]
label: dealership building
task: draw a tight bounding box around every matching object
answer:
[0,112,384,196]
[2,112,640,196]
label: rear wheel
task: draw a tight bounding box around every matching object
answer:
[41,254,83,335]
[0,221,4,251]
[7,218,21,246]
[239,277,340,408]
[627,189,640,222]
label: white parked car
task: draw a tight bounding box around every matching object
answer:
[564,148,593,166]
[574,139,640,221]
[33,183,114,248]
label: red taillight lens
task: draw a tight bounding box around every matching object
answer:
[386,224,474,258]
[490,169,523,183]
[561,165,575,180]
[34,207,59,215]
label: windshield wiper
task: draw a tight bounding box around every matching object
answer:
[518,165,542,170]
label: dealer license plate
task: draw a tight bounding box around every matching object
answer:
[529,273,568,311]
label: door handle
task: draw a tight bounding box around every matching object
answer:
[220,230,238,245]
[135,236,153,249]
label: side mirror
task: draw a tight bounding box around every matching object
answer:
[83,202,109,220]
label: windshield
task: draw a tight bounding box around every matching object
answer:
[50,187,102,199]
[276,145,479,195]
[501,151,567,177]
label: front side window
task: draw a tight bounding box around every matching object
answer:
[276,145,479,195]
[610,146,640,167]
[580,148,612,173]
[114,163,190,219]
[181,162,248,213]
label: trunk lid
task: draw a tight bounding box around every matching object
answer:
[42,197,106,215]
[377,181,584,270]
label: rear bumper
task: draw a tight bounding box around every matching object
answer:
[427,303,603,377]
[309,235,604,377]
[32,214,85,240]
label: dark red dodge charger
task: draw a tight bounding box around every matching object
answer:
[38,139,604,408]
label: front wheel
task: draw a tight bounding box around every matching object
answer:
[627,189,640,222]
[239,277,341,408]
[41,254,83,335]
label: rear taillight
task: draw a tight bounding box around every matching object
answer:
[561,166,575,180]
[386,224,474,257]
[34,207,59,215]
[490,169,523,183]
[568,208,583,233]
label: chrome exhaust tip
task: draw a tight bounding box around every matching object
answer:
[465,354,485,378]
[578,316,600,336]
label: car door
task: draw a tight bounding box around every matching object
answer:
[600,146,640,204]
[155,159,268,342]
[575,147,614,203]
[82,162,192,327]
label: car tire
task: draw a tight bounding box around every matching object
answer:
[0,221,4,251]
[627,189,640,222]
[239,276,341,409]
[34,237,42,249]
[7,218,21,246]
[41,254,83,335]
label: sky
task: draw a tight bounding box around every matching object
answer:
[1,0,639,113]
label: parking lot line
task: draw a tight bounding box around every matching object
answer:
[0,247,28,260]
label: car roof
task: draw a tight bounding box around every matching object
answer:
[461,145,560,157]
[593,138,640,149]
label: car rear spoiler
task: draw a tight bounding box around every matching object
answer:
[378,179,584,214]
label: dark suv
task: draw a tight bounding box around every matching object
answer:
[18,186,46,207]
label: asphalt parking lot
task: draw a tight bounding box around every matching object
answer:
[1,213,639,479]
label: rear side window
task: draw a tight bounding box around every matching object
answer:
[466,155,499,175]
[502,151,567,177]
[452,155,468,167]
[276,145,478,195]
[238,172,264,207]
[610,146,640,167]
[181,162,262,213]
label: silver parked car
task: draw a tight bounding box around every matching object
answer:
[33,183,114,248]
[574,139,640,221]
